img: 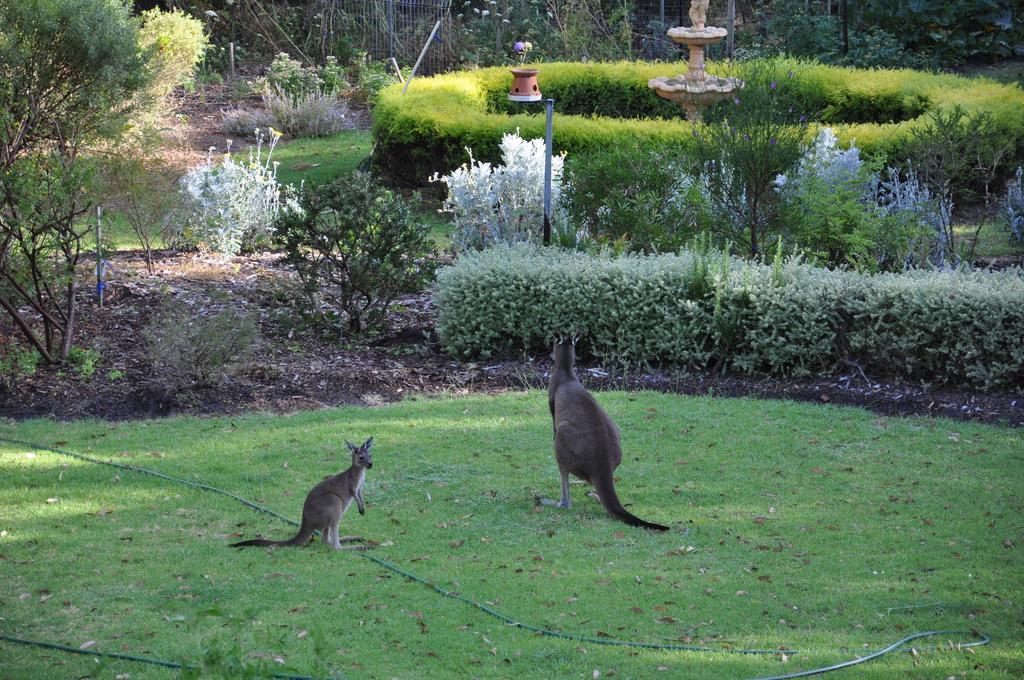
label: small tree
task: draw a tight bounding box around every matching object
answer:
[276,173,436,336]
[690,62,810,257]
[0,0,148,363]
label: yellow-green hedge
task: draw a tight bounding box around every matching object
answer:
[372,59,1024,185]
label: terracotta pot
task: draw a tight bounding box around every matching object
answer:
[509,68,541,102]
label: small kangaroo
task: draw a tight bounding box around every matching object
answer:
[231,438,375,550]
[543,339,669,531]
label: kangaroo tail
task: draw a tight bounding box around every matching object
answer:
[231,518,316,548]
[593,470,669,531]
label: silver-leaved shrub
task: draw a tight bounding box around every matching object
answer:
[434,244,1024,390]
[430,131,565,251]
[178,130,301,257]
[1007,166,1024,243]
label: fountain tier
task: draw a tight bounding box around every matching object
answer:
[648,3,742,121]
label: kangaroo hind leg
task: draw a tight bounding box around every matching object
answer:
[540,468,572,509]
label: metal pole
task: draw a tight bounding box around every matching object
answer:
[387,0,395,61]
[95,206,103,308]
[229,42,235,82]
[726,0,736,60]
[543,98,553,246]
[402,19,442,94]
[659,0,665,26]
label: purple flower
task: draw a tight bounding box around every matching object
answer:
[769,137,777,145]
[788,106,793,113]
[799,115,807,123]
[770,81,777,90]
[787,70,794,79]
[733,97,741,106]
[513,41,526,53]
[743,134,751,141]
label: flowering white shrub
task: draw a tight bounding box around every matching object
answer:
[178,130,301,257]
[430,131,565,251]
[1006,166,1024,243]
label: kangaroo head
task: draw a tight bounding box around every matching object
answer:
[551,336,577,370]
[346,437,374,469]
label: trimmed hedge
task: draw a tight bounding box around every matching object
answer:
[373,60,1024,186]
[434,245,1024,391]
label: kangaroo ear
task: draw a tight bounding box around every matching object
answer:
[570,333,580,345]
[363,437,374,450]
[346,440,356,452]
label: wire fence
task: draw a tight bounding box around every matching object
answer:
[317,1,739,74]
[322,0,454,74]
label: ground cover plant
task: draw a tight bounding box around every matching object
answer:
[435,245,1024,389]
[2,392,1022,678]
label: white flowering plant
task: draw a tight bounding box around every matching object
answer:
[430,130,565,251]
[178,129,302,257]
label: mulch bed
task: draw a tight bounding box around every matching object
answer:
[2,250,1021,426]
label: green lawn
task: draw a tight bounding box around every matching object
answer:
[1,393,1021,678]
[271,131,373,187]
[955,220,1024,259]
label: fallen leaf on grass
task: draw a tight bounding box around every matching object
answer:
[666,546,697,556]
[80,640,96,650]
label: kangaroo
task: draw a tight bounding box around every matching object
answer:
[231,438,375,550]
[542,339,669,531]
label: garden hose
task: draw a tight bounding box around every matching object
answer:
[0,437,990,678]
[0,633,315,680]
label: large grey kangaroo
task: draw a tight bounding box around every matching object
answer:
[231,438,375,550]
[543,339,669,531]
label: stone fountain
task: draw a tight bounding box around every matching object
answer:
[648,0,742,121]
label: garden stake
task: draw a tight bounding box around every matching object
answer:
[95,206,103,308]
[402,19,441,94]
[0,437,990,679]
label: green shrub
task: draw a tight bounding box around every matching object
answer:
[138,8,208,104]
[903,106,1017,207]
[144,299,259,391]
[263,53,346,101]
[691,63,812,258]
[563,141,701,253]
[276,173,436,335]
[777,168,925,272]
[372,60,1024,188]
[434,244,1024,390]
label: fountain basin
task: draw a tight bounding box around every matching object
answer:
[667,26,728,45]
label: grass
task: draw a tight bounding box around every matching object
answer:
[955,220,1024,259]
[1,392,1022,679]
[271,131,373,187]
